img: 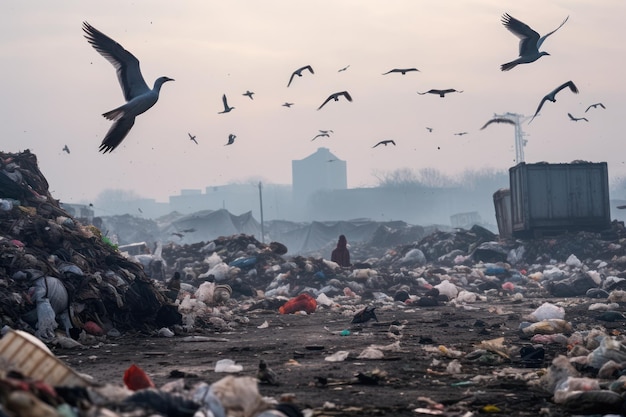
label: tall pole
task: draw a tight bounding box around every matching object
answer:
[258,181,265,243]
[493,112,529,163]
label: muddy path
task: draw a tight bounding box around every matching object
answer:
[50,296,590,416]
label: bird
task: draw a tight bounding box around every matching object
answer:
[317,91,353,110]
[242,90,255,100]
[282,102,294,108]
[62,145,70,154]
[480,118,516,130]
[338,64,350,72]
[454,132,469,136]
[188,133,198,144]
[426,127,433,133]
[373,140,396,148]
[312,133,329,141]
[529,80,579,123]
[351,306,378,324]
[257,360,279,386]
[382,68,419,75]
[585,103,606,113]
[417,89,463,98]
[500,13,569,71]
[82,22,174,154]
[225,134,236,146]
[568,113,588,122]
[319,129,334,134]
[218,94,234,114]
[287,65,314,87]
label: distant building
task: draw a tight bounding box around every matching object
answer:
[61,203,95,223]
[292,147,347,210]
[169,183,292,220]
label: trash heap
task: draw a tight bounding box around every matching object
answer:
[0,150,175,337]
[7,150,626,415]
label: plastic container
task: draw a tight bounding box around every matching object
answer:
[0,329,89,386]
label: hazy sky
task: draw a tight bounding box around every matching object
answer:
[1,1,623,203]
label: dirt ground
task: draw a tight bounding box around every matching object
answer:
[51,296,597,417]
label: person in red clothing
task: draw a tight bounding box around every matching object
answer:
[331,234,351,267]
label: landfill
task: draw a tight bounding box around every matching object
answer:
[4,150,626,416]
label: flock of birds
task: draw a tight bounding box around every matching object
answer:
[79,13,606,155]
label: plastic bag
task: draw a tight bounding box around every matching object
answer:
[35,298,57,340]
[279,293,317,314]
[123,364,155,391]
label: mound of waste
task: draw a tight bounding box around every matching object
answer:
[0,150,176,337]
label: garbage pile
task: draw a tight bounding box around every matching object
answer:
[0,150,176,339]
[7,150,626,415]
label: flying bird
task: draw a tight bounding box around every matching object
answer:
[317,91,353,110]
[282,102,294,108]
[62,145,70,154]
[287,65,314,87]
[454,132,469,136]
[338,65,350,72]
[311,133,329,141]
[382,68,419,75]
[188,133,198,144]
[372,140,396,148]
[319,129,334,134]
[585,103,606,113]
[529,80,579,123]
[417,89,463,98]
[83,22,174,154]
[225,134,236,146]
[218,94,234,114]
[243,90,255,100]
[500,13,569,71]
[426,127,433,133]
[568,113,588,122]
[480,118,516,130]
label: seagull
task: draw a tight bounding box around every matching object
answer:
[568,113,588,122]
[454,132,469,136]
[372,140,396,148]
[311,133,329,141]
[480,118,516,130]
[529,80,579,123]
[243,90,255,100]
[426,127,433,133]
[282,102,294,108]
[287,65,314,87]
[188,133,198,144]
[218,94,234,114]
[500,13,569,71]
[382,68,419,75]
[83,22,174,154]
[338,64,350,72]
[585,103,606,113]
[225,134,236,146]
[62,145,70,154]
[417,89,463,98]
[317,91,353,110]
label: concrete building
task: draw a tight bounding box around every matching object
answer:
[292,147,347,211]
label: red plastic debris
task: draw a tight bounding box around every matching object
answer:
[278,293,317,314]
[83,321,104,336]
[123,364,155,391]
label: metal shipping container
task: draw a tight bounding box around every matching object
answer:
[509,162,610,237]
[493,188,512,238]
